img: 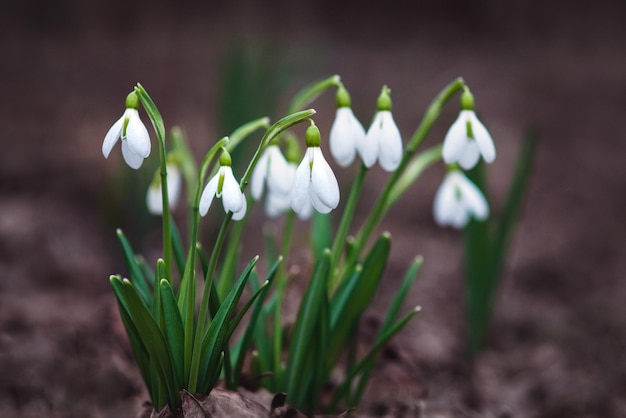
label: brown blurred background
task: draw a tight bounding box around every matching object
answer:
[2,1,626,417]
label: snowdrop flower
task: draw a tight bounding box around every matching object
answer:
[251,145,293,201]
[359,85,403,172]
[291,123,340,216]
[433,169,489,229]
[329,85,366,167]
[146,160,182,215]
[102,91,151,169]
[442,89,495,170]
[199,150,246,221]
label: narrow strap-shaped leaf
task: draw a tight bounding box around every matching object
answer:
[110,276,154,402]
[120,278,179,409]
[233,257,282,387]
[169,216,186,280]
[380,256,423,330]
[196,242,222,317]
[196,255,260,392]
[136,255,155,290]
[311,212,332,264]
[285,250,331,403]
[116,229,151,306]
[326,233,391,370]
[159,278,185,388]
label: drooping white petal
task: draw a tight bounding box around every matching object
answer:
[377,111,403,172]
[433,174,457,226]
[199,174,219,216]
[102,115,124,158]
[146,184,162,215]
[469,112,496,163]
[310,147,339,210]
[166,165,182,209]
[442,112,468,164]
[330,107,365,167]
[231,196,247,221]
[309,188,333,214]
[265,189,291,218]
[121,139,145,169]
[219,166,244,214]
[266,146,292,194]
[290,150,313,214]
[360,113,384,168]
[250,148,271,200]
[124,109,151,158]
[457,140,481,170]
[456,172,489,220]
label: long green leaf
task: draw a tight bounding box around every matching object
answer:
[116,229,151,306]
[120,278,179,409]
[159,279,185,388]
[311,212,332,263]
[285,250,331,405]
[196,256,260,393]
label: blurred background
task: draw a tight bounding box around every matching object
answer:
[1,1,626,417]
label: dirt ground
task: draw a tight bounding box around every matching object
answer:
[2,1,626,417]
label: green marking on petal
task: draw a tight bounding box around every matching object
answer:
[217,171,225,195]
[122,117,130,138]
[466,120,474,140]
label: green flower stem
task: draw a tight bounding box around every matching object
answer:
[329,163,368,291]
[350,77,466,269]
[134,83,172,281]
[287,75,342,113]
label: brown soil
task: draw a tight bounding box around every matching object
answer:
[2,1,626,417]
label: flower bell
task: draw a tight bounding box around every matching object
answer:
[251,144,298,218]
[442,89,496,170]
[329,85,366,167]
[290,123,340,216]
[146,158,182,215]
[433,169,489,229]
[199,150,246,220]
[102,91,151,169]
[359,85,403,171]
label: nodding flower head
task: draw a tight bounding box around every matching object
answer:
[442,89,495,170]
[290,123,340,217]
[250,144,298,218]
[329,85,366,167]
[199,150,247,221]
[102,91,151,169]
[433,169,489,229]
[146,159,182,215]
[359,85,403,171]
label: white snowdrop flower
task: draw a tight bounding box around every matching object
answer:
[263,161,298,218]
[359,86,403,171]
[250,145,292,200]
[329,86,366,167]
[290,124,340,216]
[433,170,489,229]
[199,151,246,220]
[442,89,495,170]
[146,161,182,215]
[102,91,151,169]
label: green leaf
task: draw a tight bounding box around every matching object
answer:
[327,233,391,369]
[170,216,186,279]
[311,212,332,263]
[119,278,179,410]
[159,278,185,388]
[196,255,260,393]
[285,250,331,406]
[116,229,151,306]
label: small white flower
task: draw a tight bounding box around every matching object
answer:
[102,108,151,169]
[442,110,495,170]
[433,170,489,229]
[250,145,293,200]
[199,165,246,220]
[360,110,403,171]
[146,162,182,215]
[290,147,340,216]
[329,107,366,167]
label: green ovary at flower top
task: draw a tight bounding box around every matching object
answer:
[199,148,247,220]
[102,91,152,169]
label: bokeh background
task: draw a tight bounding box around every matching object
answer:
[2,1,626,417]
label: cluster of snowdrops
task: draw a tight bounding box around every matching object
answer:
[101,75,495,415]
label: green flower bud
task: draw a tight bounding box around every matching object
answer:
[125,91,139,109]
[305,123,321,148]
[336,85,352,108]
[461,88,475,111]
[376,85,392,111]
